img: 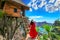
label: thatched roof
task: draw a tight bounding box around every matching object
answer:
[12,0,29,10]
[12,0,25,6]
[0,0,29,10]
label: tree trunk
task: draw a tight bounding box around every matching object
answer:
[6,16,12,40]
[3,14,7,40]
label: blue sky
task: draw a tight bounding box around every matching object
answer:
[22,0,60,23]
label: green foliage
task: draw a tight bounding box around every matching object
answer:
[42,24,52,32]
[53,19,60,38]
[0,10,4,18]
[53,33,60,40]
[54,19,60,26]
[42,24,54,40]
[36,26,40,32]
[39,35,43,40]
[37,22,60,40]
[43,34,48,40]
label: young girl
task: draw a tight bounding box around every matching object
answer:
[26,20,38,40]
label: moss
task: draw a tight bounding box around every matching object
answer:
[0,10,4,18]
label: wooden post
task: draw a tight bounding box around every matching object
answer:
[21,6,25,16]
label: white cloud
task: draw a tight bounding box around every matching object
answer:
[27,0,60,13]
[54,0,60,6]
[38,0,47,8]
[54,0,60,10]
[27,0,47,11]
[34,20,45,22]
[54,6,59,11]
[32,3,38,10]
[29,8,32,12]
[31,0,36,3]
[45,4,56,13]
[27,2,32,7]
[49,0,55,3]
[28,17,44,22]
[45,3,60,13]
[29,16,43,19]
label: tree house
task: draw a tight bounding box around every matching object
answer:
[0,0,29,17]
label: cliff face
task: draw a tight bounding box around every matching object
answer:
[12,17,29,40]
[12,28,24,40]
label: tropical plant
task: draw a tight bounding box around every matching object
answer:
[42,24,53,40]
[42,24,53,32]
[43,34,48,40]
[52,26,60,40]
[52,19,60,40]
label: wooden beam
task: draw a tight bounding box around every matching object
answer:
[21,6,25,16]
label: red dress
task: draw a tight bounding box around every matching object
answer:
[29,22,38,39]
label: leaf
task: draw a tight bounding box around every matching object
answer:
[43,34,48,40]
[42,24,52,32]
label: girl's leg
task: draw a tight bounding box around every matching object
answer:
[25,34,30,40]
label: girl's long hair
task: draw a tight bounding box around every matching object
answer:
[30,20,34,25]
